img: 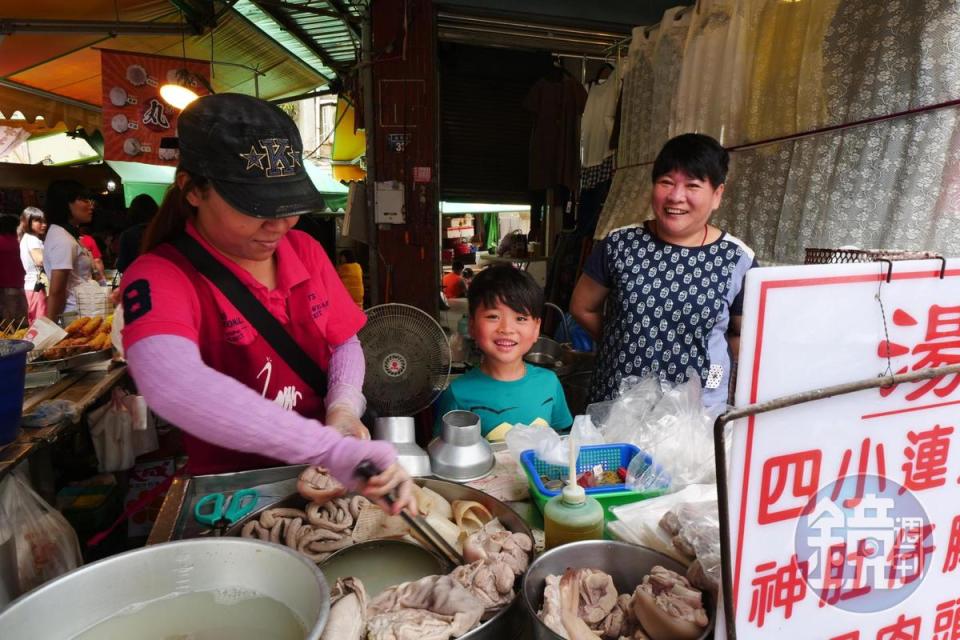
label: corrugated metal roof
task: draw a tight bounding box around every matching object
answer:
[236,0,364,82]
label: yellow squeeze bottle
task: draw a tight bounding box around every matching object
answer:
[543,438,604,549]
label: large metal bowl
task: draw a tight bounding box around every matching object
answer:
[522,540,715,640]
[0,538,330,639]
[227,477,533,640]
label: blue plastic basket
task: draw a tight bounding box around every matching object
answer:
[519,443,667,520]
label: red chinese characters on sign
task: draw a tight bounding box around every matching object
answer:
[818,541,873,607]
[758,450,821,525]
[748,555,807,628]
[879,306,960,401]
[100,49,210,166]
[900,424,954,493]
[942,515,960,574]
[934,597,960,640]
[876,614,922,640]
[832,438,886,508]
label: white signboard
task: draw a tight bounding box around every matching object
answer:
[726,259,960,639]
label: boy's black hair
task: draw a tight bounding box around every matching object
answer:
[339,249,356,263]
[461,267,474,279]
[468,264,543,319]
[451,259,465,273]
[651,133,729,188]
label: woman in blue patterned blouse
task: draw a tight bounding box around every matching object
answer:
[570,134,757,408]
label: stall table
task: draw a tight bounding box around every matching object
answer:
[0,366,128,482]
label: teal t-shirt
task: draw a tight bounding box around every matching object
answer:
[434,364,573,439]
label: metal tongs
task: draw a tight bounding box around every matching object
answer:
[356,461,465,567]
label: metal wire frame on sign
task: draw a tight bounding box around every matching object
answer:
[713,362,960,639]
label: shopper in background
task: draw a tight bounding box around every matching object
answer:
[43,180,95,322]
[119,93,414,512]
[461,267,475,290]
[0,215,28,324]
[79,227,107,285]
[336,249,364,308]
[19,207,47,322]
[116,193,159,273]
[442,259,467,299]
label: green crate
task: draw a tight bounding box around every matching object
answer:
[520,444,666,522]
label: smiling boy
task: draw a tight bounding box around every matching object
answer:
[434,265,573,441]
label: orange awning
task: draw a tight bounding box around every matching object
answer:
[0,0,326,125]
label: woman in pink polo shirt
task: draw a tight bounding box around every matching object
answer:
[120,94,414,513]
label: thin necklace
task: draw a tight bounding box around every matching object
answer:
[651,221,710,247]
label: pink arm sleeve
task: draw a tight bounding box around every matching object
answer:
[126,334,395,488]
[325,335,366,417]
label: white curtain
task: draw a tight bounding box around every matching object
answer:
[597,0,960,263]
[602,11,693,235]
[672,0,752,145]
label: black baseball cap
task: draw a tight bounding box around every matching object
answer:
[177,93,321,218]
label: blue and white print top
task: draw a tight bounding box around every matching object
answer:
[583,222,757,408]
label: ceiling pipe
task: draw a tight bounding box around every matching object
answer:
[0,79,100,113]
[0,18,201,36]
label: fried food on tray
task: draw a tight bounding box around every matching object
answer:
[37,316,114,361]
[80,316,103,336]
[64,317,87,335]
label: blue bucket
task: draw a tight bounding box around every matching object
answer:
[0,339,33,445]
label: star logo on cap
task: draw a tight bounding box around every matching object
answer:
[240,145,268,171]
[286,146,302,170]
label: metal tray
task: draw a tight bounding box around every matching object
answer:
[28,348,111,372]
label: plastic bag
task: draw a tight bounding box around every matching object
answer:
[588,374,664,444]
[110,302,125,359]
[600,369,719,492]
[606,484,717,562]
[0,469,83,596]
[672,501,721,592]
[20,400,80,428]
[89,388,157,472]
[505,415,604,467]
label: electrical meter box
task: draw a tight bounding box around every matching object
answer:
[375,181,405,224]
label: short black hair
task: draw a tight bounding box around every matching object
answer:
[462,267,474,279]
[468,264,543,319]
[45,180,90,227]
[0,214,19,236]
[128,193,159,226]
[651,133,729,188]
[340,249,356,263]
[451,260,465,273]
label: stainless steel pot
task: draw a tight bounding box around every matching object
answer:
[0,538,330,639]
[524,336,564,369]
[521,540,715,640]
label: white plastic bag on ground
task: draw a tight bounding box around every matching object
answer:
[0,469,82,597]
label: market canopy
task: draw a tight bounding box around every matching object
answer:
[0,0,363,130]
